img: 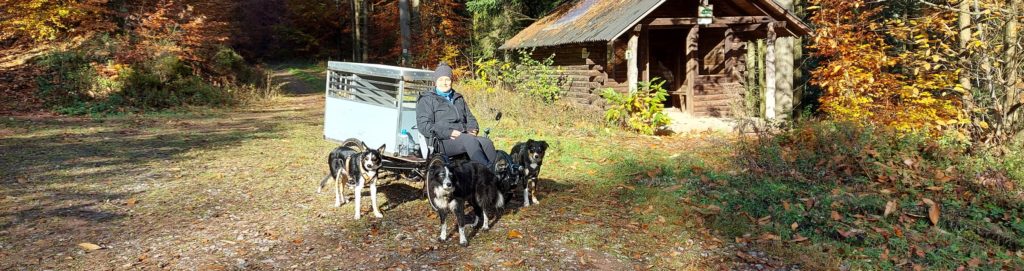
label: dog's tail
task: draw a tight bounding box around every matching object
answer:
[317,173,331,193]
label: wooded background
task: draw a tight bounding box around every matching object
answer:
[0,0,1021,146]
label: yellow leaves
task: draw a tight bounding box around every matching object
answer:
[812,1,961,134]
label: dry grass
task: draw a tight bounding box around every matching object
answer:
[0,67,759,270]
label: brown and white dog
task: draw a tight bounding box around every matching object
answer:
[318,143,386,219]
[510,139,548,206]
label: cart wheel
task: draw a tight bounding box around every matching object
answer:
[423,154,446,197]
[340,138,365,151]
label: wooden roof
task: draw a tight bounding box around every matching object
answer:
[501,0,812,49]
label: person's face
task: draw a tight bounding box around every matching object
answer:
[435,76,452,92]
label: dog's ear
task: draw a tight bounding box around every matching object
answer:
[526,139,534,145]
[539,140,548,150]
[377,144,386,154]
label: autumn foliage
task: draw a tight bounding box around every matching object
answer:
[809,0,963,135]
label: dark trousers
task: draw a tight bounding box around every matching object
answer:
[441,134,496,165]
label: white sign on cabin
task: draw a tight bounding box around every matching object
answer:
[698,4,713,25]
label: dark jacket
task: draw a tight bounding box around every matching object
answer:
[416,89,479,139]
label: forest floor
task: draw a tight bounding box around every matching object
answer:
[14,63,1021,271]
[0,63,798,270]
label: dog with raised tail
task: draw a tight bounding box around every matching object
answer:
[426,159,504,246]
[317,143,386,220]
[510,139,548,206]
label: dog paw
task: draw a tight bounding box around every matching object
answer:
[373,212,383,218]
[459,240,468,247]
[353,214,361,220]
[438,236,447,242]
[482,225,490,231]
[531,198,540,205]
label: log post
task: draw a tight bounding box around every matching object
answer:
[628,30,639,93]
[685,26,699,113]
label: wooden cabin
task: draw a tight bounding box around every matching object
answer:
[500,0,811,117]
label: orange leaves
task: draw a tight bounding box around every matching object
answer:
[810,0,962,135]
[507,229,523,239]
[922,198,940,225]
[831,210,843,221]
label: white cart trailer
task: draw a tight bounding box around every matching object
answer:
[324,62,437,178]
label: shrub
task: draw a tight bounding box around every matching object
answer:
[34,50,97,108]
[601,79,671,135]
[32,34,271,115]
[466,50,565,103]
[739,120,969,185]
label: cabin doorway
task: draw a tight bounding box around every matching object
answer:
[648,28,686,110]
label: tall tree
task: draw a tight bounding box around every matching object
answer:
[400,0,411,65]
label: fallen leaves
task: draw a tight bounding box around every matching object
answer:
[831,210,843,221]
[77,242,102,251]
[696,204,722,215]
[126,197,138,207]
[837,228,865,239]
[501,259,525,267]
[884,200,898,217]
[507,230,523,239]
[922,198,940,225]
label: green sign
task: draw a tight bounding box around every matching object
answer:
[698,4,713,18]
[698,4,713,25]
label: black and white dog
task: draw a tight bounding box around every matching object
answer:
[317,143,386,220]
[510,139,548,206]
[426,159,504,246]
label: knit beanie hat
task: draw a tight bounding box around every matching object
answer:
[433,62,454,80]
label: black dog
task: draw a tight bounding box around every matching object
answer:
[426,159,504,246]
[510,139,548,206]
[317,143,386,220]
[492,150,522,202]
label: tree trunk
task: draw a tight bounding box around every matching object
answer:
[400,0,411,66]
[959,0,972,93]
[360,0,369,62]
[352,0,362,62]
[1003,0,1020,136]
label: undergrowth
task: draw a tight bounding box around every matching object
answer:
[32,34,275,116]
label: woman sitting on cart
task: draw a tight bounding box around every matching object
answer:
[415,62,497,165]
